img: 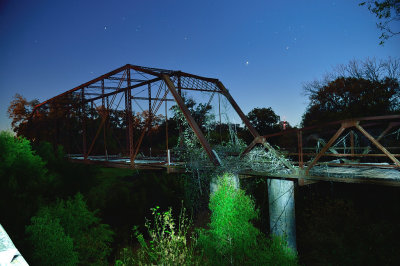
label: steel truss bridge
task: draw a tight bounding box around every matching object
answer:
[31,64,400,186]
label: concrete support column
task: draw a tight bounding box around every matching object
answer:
[268,179,297,251]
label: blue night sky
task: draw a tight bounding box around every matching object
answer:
[0,0,399,131]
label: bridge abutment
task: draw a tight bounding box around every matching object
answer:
[268,179,297,251]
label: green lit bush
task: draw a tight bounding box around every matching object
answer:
[116,206,199,265]
[116,173,297,265]
[197,173,297,265]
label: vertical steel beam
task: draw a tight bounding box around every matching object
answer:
[105,96,109,160]
[101,79,107,159]
[298,130,303,169]
[148,83,152,157]
[124,80,129,155]
[162,74,220,166]
[101,79,105,107]
[218,93,222,142]
[177,75,183,146]
[81,88,87,160]
[148,83,152,118]
[165,98,169,151]
[350,130,354,156]
[127,69,134,167]
[356,123,400,167]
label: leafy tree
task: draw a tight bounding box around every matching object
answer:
[7,94,39,135]
[26,211,78,266]
[0,131,49,195]
[27,193,114,265]
[246,107,281,135]
[360,0,400,44]
[50,193,114,265]
[0,131,54,234]
[302,77,400,126]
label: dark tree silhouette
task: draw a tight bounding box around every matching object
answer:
[246,107,281,135]
[302,77,400,126]
[302,57,400,126]
[7,93,39,135]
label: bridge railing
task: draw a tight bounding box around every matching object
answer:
[241,115,400,175]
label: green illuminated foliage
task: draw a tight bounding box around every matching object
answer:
[117,206,199,265]
[197,173,297,265]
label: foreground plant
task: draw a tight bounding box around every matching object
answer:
[197,173,298,265]
[26,193,113,265]
[116,206,200,265]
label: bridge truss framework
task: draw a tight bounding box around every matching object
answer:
[31,64,400,185]
[32,64,261,167]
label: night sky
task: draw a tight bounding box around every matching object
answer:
[0,0,399,132]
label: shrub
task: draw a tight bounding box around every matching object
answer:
[0,131,51,199]
[197,173,297,265]
[25,210,78,266]
[116,206,200,265]
[27,193,113,265]
[0,131,54,236]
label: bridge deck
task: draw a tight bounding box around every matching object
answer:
[69,155,400,187]
[240,166,400,187]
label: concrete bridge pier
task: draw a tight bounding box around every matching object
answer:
[268,178,297,251]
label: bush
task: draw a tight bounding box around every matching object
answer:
[0,131,51,199]
[0,131,55,238]
[26,193,113,265]
[197,173,297,265]
[116,206,200,265]
[25,210,78,266]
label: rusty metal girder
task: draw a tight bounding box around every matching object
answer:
[216,81,260,139]
[127,69,134,167]
[34,64,130,111]
[306,125,346,174]
[162,74,220,166]
[85,77,162,103]
[356,123,400,167]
